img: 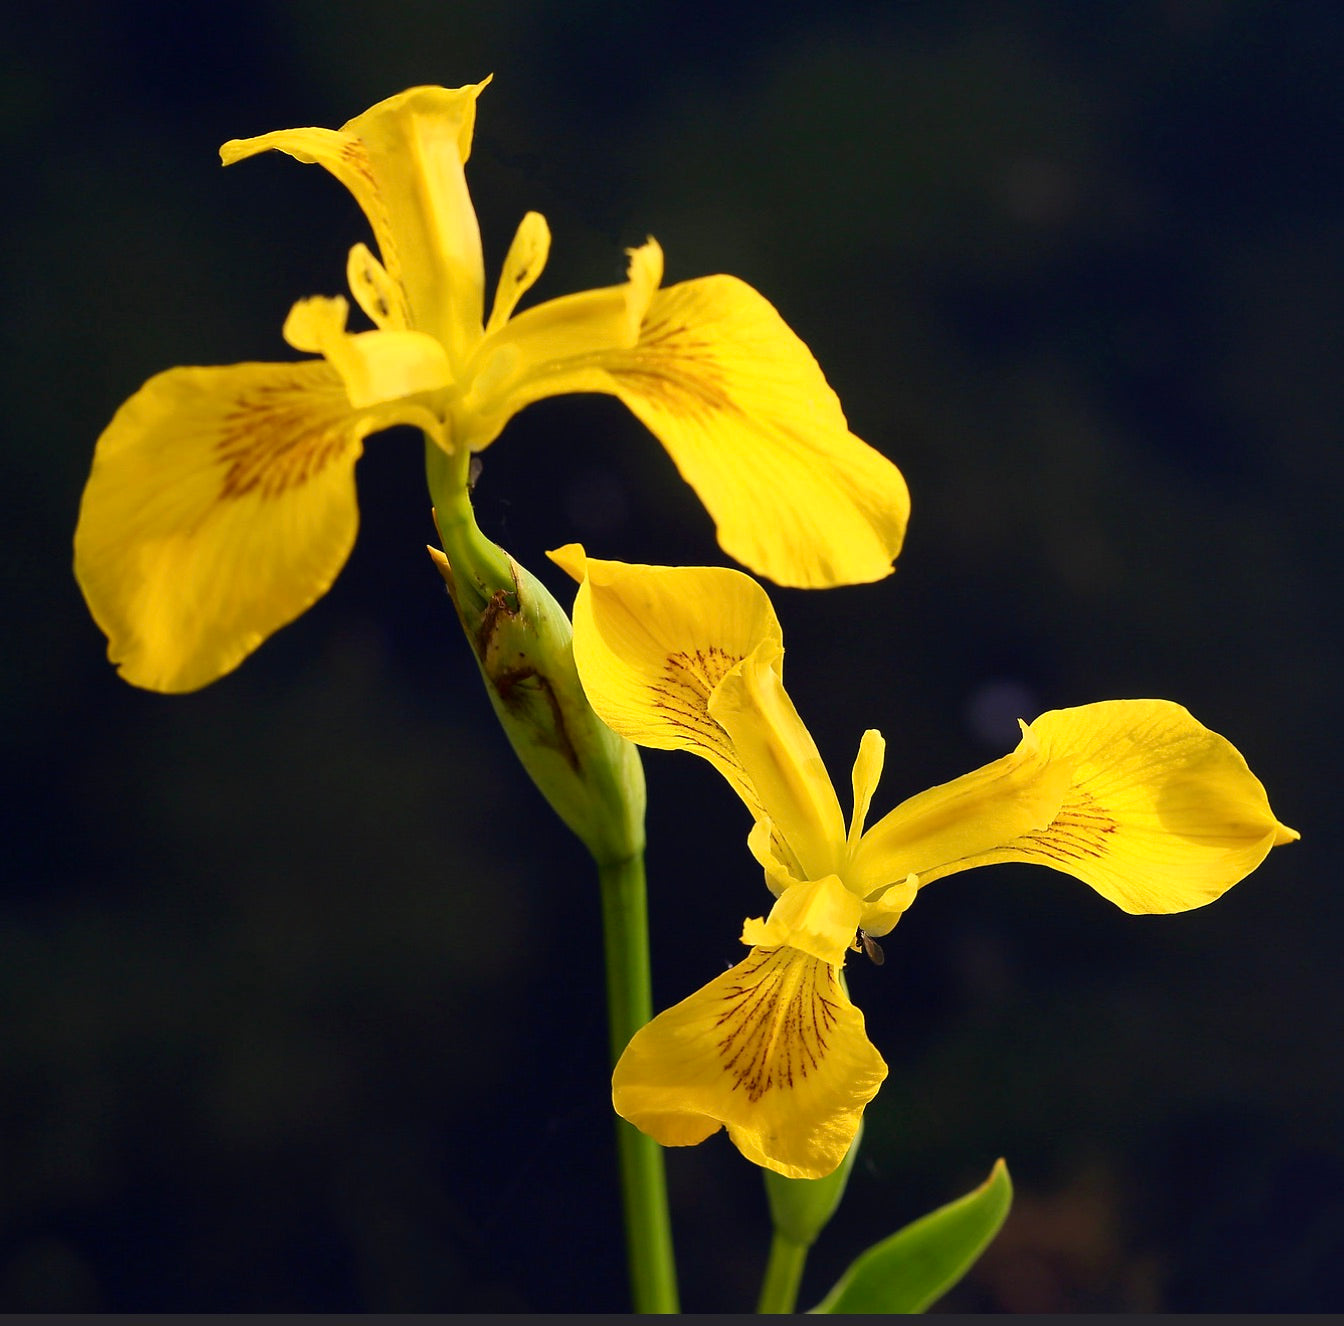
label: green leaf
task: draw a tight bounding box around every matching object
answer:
[809,1158,1012,1314]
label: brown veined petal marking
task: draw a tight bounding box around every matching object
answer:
[74,360,369,693]
[605,276,911,589]
[556,550,783,822]
[652,643,768,819]
[716,946,843,1100]
[215,368,360,498]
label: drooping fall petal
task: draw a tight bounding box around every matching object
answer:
[505,265,910,588]
[611,276,910,588]
[550,545,781,818]
[612,946,887,1179]
[74,361,400,692]
[913,700,1299,912]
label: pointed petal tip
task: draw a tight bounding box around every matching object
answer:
[426,544,453,586]
[546,543,588,582]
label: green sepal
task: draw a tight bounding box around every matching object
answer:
[427,443,646,866]
[809,1157,1012,1314]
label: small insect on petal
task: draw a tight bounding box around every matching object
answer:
[858,929,885,967]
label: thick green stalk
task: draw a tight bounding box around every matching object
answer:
[425,441,678,1312]
[757,1232,808,1314]
[600,850,680,1313]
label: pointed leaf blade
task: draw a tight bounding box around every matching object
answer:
[810,1157,1012,1313]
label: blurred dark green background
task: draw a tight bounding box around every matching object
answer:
[4,0,1339,1312]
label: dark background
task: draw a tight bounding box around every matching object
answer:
[3,0,1340,1312]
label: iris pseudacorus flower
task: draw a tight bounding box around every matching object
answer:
[550,546,1299,1180]
[72,81,910,694]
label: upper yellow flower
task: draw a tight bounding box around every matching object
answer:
[550,546,1299,1180]
[73,82,910,693]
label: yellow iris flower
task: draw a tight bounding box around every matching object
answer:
[550,546,1299,1180]
[73,81,910,694]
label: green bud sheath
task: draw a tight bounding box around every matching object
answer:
[427,443,646,866]
[764,1119,863,1249]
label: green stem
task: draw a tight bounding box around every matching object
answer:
[425,441,677,1311]
[599,850,680,1314]
[757,1231,808,1314]
[426,445,514,596]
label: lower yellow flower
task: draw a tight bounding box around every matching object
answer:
[550,546,1299,1179]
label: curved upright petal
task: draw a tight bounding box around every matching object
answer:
[612,276,911,588]
[458,241,662,453]
[551,546,781,818]
[918,700,1299,912]
[486,211,552,335]
[222,83,490,367]
[612,946,887,1179]
[74,361,402,692]
[848,729,887,847]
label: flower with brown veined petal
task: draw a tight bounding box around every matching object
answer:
[551,546,1299,1179]
[74,82,910,693]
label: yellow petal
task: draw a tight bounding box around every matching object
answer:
[551,546,781,819]
[460,240,663,451]
[482,264,909,587]
[283,295,452,408]
[486,211,552,335]
[745,816,805,898]
[222,82,491,367]
[74,361,391,692]
[740,876,864,966]
[346,242,410,332]
[849,719,1076,894]
[930,700,1299,913]
[612,946,887,1179]
[849,729,886,848]
[859,875,920,938]
[608,275,910,587]
[709,640,846,880]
